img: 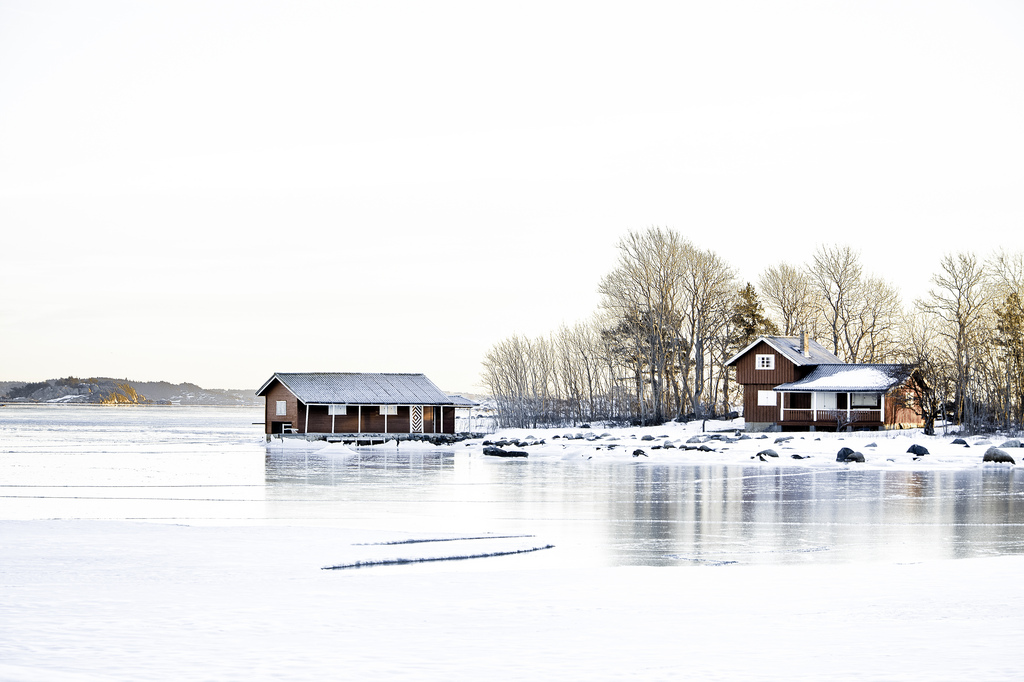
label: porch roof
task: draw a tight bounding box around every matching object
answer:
[773,364,913,393]
[257,372,470,405]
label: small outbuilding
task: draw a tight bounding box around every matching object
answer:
[256,372,476,441]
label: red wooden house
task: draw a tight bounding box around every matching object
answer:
[725,335,923,432]
[257,372,476,441]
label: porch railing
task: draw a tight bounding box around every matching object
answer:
[780,408,882,424]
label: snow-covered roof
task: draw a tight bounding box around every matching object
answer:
[773,364,914,393]
[256,372,459,405]
[446,394,479,407]
[725,336,842,367]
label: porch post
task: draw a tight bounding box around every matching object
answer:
[331,407,335,434]
[812,392,817,424]
[384,408,388,434]
[847,393,851,426]
[304,403,310,434]
[358,405,362,434]
[779,392,784,424]
[880,393,886,427]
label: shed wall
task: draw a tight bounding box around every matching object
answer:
[263,380,297,435]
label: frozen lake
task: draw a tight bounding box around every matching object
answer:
[2,404,1022,567]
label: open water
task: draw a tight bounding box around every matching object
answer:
[2,404,1023,566]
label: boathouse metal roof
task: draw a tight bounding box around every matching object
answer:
[773,364,914,393]
[256,372,471,405]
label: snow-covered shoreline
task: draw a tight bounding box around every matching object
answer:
[269,418,1024,471]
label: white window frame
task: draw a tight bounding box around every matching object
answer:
[328,404,347,416]
[275,400,287,416]
[755,354,775,370]
[852,393,880,408]
[379,405,398,416]
[758,390,777,406]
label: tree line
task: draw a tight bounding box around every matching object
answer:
[481,227,1024,434]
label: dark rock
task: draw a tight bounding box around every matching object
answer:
[774,436,793,444]
[865,443,878,448]
[791,454,809,460]
[983,447,1016,464]
[952,438,968,446]
[686,435,706,444]
[698,444,715,452]
[632,449,648,457]
[663,443,676,449]
[757,449,779,458]
[907,444,930,456]
[836,447,865,463]
[641,435,655,441]
[483,446,528,458]
[999,439,1022,449]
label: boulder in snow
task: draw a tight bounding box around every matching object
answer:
[836,447,865,463]
[983,447,1015,465]
[907,444,930,456]
[483,446,528,458]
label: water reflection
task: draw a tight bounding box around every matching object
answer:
[264,450,1024,566]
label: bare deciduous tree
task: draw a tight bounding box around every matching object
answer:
[917,252,991,429]
[758,262,817,336]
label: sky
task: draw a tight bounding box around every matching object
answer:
[2,1,1023,393]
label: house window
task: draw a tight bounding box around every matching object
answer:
[758,390,777,406]
[852,393,880,408]
[328,404,347,416]
[379,405,398,416]
[276,401,287,416]
[755,354,775,370]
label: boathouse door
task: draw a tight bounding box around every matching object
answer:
[411,405,424,433]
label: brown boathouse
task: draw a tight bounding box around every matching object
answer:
[257,372,476,442]
[726,335,923,432]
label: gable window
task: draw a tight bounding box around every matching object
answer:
[276,401,287,416]
[758,390,777,406]
[379,405,398,416]
[755,354,775,370]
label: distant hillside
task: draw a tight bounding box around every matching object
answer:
[0,377,260,406]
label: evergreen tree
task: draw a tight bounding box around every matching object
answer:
[731,283,779,350]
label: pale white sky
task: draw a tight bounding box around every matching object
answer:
[2,1,1023,392]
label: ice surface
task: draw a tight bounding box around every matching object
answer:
[2,406,1024,679]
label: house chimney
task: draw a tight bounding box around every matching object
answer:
[801,330,811,358]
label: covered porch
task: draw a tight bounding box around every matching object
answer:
[776,390,884,431]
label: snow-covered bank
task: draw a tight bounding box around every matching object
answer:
[270,419,1024,471]
[2,519,1022,681]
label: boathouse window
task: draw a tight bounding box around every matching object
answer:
[758,390,777,406]
[755,354,775,370]
[276,401,287,416]
[328,405,347,416]
[379,405,398,416]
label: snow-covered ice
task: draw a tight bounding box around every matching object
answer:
[2,406,1023,680]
